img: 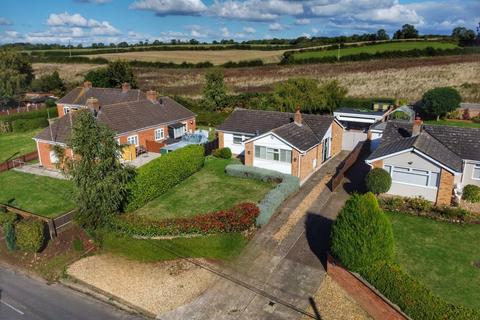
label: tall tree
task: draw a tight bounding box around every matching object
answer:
[451,27,476,42]
[420,87,462,121]
[376,29,390,41]
[57,110,134,228]
[319,80,348,114]
[0,49,34,100]
[393,24,419,39]
[31,71,66,96]
[202,68,227,111]
[84,60,137,88]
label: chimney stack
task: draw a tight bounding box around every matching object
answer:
[122,82,131,93]
[86,97,100,112]
[84,81,92,90]
[412,116,423,136]
[294,106,302,126]
[146,90,157,103]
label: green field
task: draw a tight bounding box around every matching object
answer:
[135,157,274,219]
[294,41,458,60]
[388,211,480,309]
[0,129,43,163]
[424,119,480,128]
[0,171,74,217]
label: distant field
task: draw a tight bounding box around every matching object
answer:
[86,49,286,65]
[294,41,458,60]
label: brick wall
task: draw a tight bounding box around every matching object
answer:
[57,104,65,117]
[436,168,454,205]
[371,160,384,169]
[331,121,343,156]
[218,131,224,149]
[244,141,253,165]
[299,146,318,180]
[186,118,196,132]
[291,149,300,177]
[37,142,73,170]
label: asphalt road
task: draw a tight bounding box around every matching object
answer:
[0,265,144,320]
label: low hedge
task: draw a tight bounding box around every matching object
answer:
[463,184,480,203]
[225,165,300,226]
[0,210,17,226]
[126,145,205,211]
[112,202,259,236]
[15,218,46,253]
[361,261,480,320]
[12,117,49,132]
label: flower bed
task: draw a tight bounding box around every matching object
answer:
[111,202,259,237]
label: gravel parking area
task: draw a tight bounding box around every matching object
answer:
[67,254,217,314]
[304,275,371,320]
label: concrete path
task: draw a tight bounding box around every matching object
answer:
[159,152,350,320]
[14,164,67,180]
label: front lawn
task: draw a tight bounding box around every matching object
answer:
[0,170,75,217]
[424,119,480,128]
[388,211,480,309]
[134,157,274,219]
[0,129,43,163]
[101,231,247,262]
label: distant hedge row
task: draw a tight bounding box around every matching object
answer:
[0,107,57,133]
[126,145,205,212]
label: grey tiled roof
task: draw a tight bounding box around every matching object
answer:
[367,121,480,172]
[35,97,195,143]
[58,87,146,106]
[217,109,334,151]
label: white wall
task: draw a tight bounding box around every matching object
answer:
[223,133,253,155]
[252,134,292,174]
[342,130,367,151]
[462,161,480,187]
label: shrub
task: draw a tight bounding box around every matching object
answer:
[3,223,16,251]
[112,203,259,236]
[472,116,480,124]
[331,193,394,272]
[72,238,84,252]
[0,210,17,226]
[126,145,205,211]
[437,206,469,218]
[463,184,480,203]
[406,196,433,212]
[15,219,46,253]
[12,117,49,132]
[225,164,300,226]
[365,168,392,194]
[214,147,232,159]
[379,196,404,212]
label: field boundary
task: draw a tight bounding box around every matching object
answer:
[0,151,38,173]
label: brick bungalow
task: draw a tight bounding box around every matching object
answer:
[34,82,196,169]
[366,119,480,205]
[217,108,344,181]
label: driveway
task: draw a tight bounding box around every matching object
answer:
[159,151,367,320]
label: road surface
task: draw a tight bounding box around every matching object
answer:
[0,265,143,320]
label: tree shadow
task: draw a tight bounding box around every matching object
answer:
[308,296,322,320]
[342,148,370,194]
[305,213,333,270]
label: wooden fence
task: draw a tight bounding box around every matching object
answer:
[330,141,366,191]
[0,151,38,173]
[203,137,219,156]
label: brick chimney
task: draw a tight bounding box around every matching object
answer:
[122,82,131,93]
[84,81,92,90]
[412,116,423,136]
[146,90,157,103]
[86,97,100,112]
[294,106,302,126]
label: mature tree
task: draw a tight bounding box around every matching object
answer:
[393,24,419,39]
[58,110,135,228]
[376,29,390,41]
[202,68,228,111]
[84,60,137,88]
[451,27,476,42]
[31,71,66,96]
[319,80,348,114]
[420,87,462,121]
[0,49,34,100]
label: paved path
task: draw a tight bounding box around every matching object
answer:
[0,265,143,320]
[159,152,350,320]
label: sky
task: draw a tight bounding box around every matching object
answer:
[0,0,479,45]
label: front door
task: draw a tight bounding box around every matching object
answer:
[322,138,330,163]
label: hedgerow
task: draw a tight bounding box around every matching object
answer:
[12,118,49,132]
[112,202,259,236]
[225,165,300,226]
[15,218,46,253]
[126,145,205,211]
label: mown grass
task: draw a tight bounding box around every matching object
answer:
[134,157,274,219]
[388,211,480,309]
[424,119,480,128]
[101,231,247,262]
[0,129,43,163]
[0,170,74,217]
[294,41,457,60]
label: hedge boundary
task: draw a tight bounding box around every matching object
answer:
[225,164,300,226]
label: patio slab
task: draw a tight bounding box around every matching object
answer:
[14,164,67,180]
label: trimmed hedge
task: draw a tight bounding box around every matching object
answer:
[331,193,394,272]
[213,147,232,159]
[463,184,480,203]
[225,165,300,226]
[0,210,17,226]
[126,145,205,212]
[0,107,58,133]
[15,218,46,253]
[12,118,49,132]
[4,223,16,251]
[365,168,392,194]
[112,202,259,236]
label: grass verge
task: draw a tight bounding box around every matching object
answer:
[0,129,43,163]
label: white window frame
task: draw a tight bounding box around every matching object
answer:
[472,164,480,180]
[49,150,59,164]
[154,128,165,141]
[255,146,291,163]
[127,135,139,146]
[63,106,70,114]
[385,164,439,189]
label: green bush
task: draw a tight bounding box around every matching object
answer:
[225,164,300,226]
[126,145,205,211]
[15,219,46,253]
[361,261,480,320]
[365,168,392,194]
[331,193,394,272]
[463,184,480,203]
[72,238,84,252]
[3,223,16,251]
[213,147,232,159]
[12,117,49,132]
[437,206,469,218]
[406,196,433,212]
[0,211,17,226]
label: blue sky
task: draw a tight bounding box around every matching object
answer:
[0,0,478,45]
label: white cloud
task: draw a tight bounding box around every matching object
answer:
[0,17,12,26]
[269,22,284,31]
[130,0,207,15]
[46,12,120,36]
[5,30,19,37]
[220,27,230,37]
[243,26,256,34]
[210,0,303,21]
[295,18,310,25]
